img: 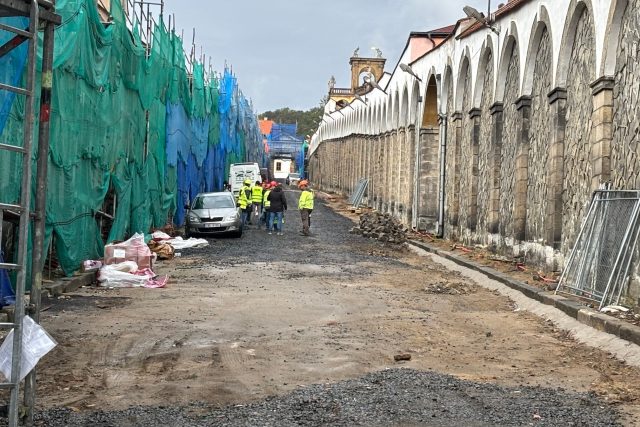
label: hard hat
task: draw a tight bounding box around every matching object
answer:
[244,179,251,185]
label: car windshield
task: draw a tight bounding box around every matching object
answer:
[289,174,300,178]
[192,195,235,209]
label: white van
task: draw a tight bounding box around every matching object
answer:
[229,163,261,197]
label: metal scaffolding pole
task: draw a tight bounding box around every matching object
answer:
[24,11,56,425]
[0,1,59,425]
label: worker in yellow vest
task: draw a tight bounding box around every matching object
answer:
[251,180,263,224]
[259,182,272,230]
[298,180,314,236]
[238,179,252,228]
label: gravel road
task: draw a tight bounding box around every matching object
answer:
[33,368,619,426]
[10,189,637,426]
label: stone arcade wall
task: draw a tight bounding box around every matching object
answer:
[498,47,520,242]
[476,53,494,238]
[526,28,553,254]
[613,0,640,306]
[309,0,640,305]
[561,9,596,255]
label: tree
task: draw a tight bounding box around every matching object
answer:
[259,98,327,140]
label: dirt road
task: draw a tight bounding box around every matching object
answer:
[25,189,640,425]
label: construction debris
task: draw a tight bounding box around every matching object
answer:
[350,212,407,244]
[424,281,476,295]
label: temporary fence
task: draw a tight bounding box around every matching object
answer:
[349,178,369,209]
[555,190,640,309]
[0,0,265,277]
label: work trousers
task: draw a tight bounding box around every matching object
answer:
[300,208,312,235]
[268,211,284,232]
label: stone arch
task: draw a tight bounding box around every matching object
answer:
[409,79,420,125]
[556,0,596,88]
[559,0,597,253]
[392,90,401,129]
[458,52,475,232]
[497,31,521,240]
[454,47,472,112]
[384,96,392,131]
[416,73,440,230]
[400,85,410,127]
[494,22,521,103]
[422,74,439,128]
[601,0,628,76]
[467,37,495,234]
[473,35,495,108]
[521,7,554,96]
[476,40,496,235]
[612,0,640,202]
[525,21,555,246]
[441,61,454,115]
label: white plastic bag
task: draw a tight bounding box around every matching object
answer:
[166,236,209,250]
[0,315,57,381]
[98,262,149,288]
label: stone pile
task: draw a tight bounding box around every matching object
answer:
[350,212,407,244]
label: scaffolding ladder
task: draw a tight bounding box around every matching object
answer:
[0,1,59,426]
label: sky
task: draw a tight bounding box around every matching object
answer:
[161,0,484,113]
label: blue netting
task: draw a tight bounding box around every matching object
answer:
[169,68,266,227]
[0,17,28,135]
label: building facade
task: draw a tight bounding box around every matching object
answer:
[308,0,640,304]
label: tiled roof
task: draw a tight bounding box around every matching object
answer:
[259,119,274,136]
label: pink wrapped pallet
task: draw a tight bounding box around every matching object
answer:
[104,233,153,269]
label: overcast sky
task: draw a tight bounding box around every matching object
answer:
[162,0,482,113]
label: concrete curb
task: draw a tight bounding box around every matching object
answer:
[409,239,640,348]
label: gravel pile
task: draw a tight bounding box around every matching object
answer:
[30,369,620,427]
[350,212,408,244]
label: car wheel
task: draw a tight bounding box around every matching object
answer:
[185,228,191,239]
[233,229,243,238]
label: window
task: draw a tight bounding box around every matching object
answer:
[193,195,235,209]
[276,163,282,171]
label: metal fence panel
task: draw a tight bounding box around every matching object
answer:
[556,190,640,309]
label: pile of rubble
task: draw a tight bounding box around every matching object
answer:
[350,212,408,244]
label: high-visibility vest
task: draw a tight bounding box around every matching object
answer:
[238,185,251,209]
[263,190,272,208]
[251,185,263,203]
[298,190,314,210]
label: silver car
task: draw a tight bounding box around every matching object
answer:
[185,192,243,238]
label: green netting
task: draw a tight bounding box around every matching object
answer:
[0,0,265,278]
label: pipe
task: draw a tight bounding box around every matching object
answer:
[436,114,447,237]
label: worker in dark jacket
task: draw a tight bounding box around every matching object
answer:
[267,183,287,235]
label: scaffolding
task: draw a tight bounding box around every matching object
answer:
[0,1,59,426]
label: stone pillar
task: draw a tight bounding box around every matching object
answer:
[546,88,566,249]
[375,134,382,210]
[389,129,397,214]
[407,125,416,225]
[514,96,532,242]
[450,111,463,226]
[418,126,439,230]
[397,127,407,220]
[590,77,613,190]
[468,108,481,231]
[488,102,503,234]
[382,132,390,212]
